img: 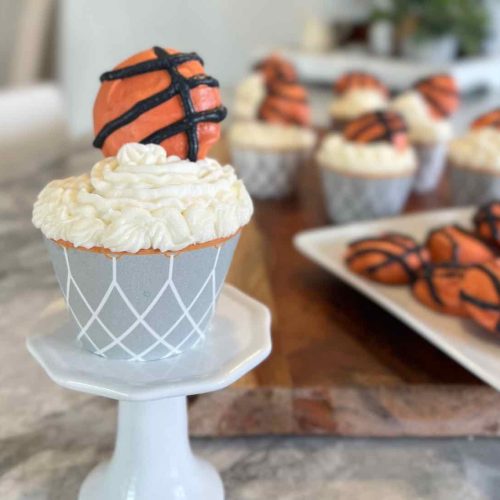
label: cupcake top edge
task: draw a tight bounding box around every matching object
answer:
[32,143,253,254]
[449,127,500,171]
[317,132,416,176]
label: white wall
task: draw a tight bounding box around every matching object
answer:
[59,0,370,138]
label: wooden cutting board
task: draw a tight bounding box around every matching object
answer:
[189,138,500,437]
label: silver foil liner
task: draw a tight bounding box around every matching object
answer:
[231,147,309,199]
[45,235,239,361]
[413,142,447,193]
[320,167,414,223]
[450,164,500,206]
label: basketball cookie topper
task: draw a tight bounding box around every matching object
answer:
[93,46,227,161]
[334,71,388,96]
[254,53,297,85]
[471,108,500,130]
[258,79,311,127]
[342,111,408,150]
[413,74,459,119]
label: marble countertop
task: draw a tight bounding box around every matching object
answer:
[3,98,500,499]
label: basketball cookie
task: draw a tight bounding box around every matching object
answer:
[334,72,388,97]
[471,108,500,130]
[345,232,428,284]
[258,79,311,127]
[412,264,467,316]
[425,225,495,265]
[254,54,297,84]
[414,74,459,119]
[473,201,500,245]
[342,111,408,150]
[93,46,226,160]
[461,260,500,333]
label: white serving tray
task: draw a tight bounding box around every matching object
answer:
[294,207,500,392]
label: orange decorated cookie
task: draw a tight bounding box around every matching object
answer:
[334,72,388,96]
[258,79,311,127]
[345,233,428,284]
[93,46,226,161]
[342,111,408,150]
[254,54,297,84]
[414,74,459,119]
[425,225,495,265]
[471,108,500,130]
[474,201,500,245]
[412,264,467,316]
[461,260,500,333]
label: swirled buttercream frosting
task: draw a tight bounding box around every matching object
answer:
[33,143,253,253]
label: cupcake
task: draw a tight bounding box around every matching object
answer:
[317,110,417,223]
[229,57,315,199]
[391,74,459,193]
[448,109,500,205]
[32,47,253,361]
[329,71,389,131]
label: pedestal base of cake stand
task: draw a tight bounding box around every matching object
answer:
[27,285,272,500]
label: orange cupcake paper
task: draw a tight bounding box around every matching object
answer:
[93,46,226,161]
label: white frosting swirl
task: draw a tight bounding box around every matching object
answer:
[232,72,266,121]
[390,90,452,144]
[316,133,417,176]
[33,143,253,253]
[329,89,388,120]
[449,127,500,171]
[229,121,316,151]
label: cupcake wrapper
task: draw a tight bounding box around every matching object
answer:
[450,165,500,206]
[231,147,308,199]
[45,235,239,361]
[320,168,414,223]
[413,142,447,193]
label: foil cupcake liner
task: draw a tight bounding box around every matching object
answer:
[45,235,239,361]
[231,147,309,199]
[450,164,500,206]
[413,142,447,193]
[320,167,414,223]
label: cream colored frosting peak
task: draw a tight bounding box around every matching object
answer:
[329,88,388,120]
[390,90,452,144]
[33,143,253,253]
[232,72,266,121]
[317,133,417,176]
[449,127,500,171]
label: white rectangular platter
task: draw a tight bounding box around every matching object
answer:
[294,207,500,392]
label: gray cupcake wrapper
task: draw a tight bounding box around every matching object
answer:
[320,167,414,223]
[412,142,447,193]
[231,147,309,199]
[45,236,239,361]
[450,165,500,206]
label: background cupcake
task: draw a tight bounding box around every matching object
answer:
[449,108,500,205]
[329,71,389,131]
[317,110,417,223]
[391,74,459,193]
[229,54,315,199]
[32,47,253,361]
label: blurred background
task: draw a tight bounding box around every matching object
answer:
[2,0,500,165]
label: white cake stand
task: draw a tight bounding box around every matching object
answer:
[27,285,272,500]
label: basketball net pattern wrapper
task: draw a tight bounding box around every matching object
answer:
[45,237,239,361]
[93,47,227,161]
